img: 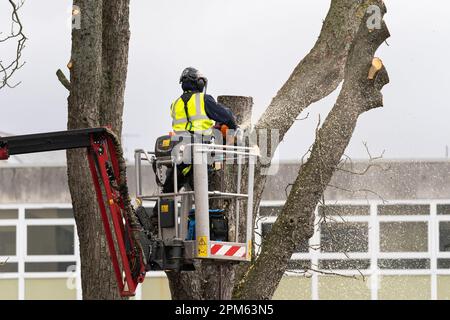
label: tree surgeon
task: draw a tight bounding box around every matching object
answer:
[151,67,238,215]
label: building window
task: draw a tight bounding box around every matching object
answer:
[320,222,369,253]
[439,222,450,252]
[252,201,450,300]
[0,205,81,300]
[0,262,18,273]
[378,259,430,269]
[0,226,16,256]
[318,205,370,216]
[438,259,450,269]
[287,260,311,270]
[379,222,428,252]
[378,204,430,216]
[25,208,73,219]
[27,225,74,255]
[437,204,450,215]
[25,262,76,272]
[0,209,18,219]
[318,259,370,270]
[259,206,282,217]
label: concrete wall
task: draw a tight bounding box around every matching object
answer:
[0,165,156,204]
[2,160,450,204]
[261,160,450,201]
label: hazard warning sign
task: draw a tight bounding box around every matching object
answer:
[197,236,208,257]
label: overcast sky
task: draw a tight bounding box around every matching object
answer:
[1,0,449,161]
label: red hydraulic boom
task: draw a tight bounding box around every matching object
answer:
[0,128,146,296]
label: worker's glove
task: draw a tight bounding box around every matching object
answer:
[219,124,229,138]
[214,123,243,146]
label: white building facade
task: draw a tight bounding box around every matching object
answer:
[1,158,450,299]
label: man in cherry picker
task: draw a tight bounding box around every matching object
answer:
[150,67,238,221]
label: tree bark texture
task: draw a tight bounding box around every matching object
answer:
[166,96,253,300]
[219,96,253,243]
[234,0,389,300]
[67,0,130,300]
[250,0,383,239]
[232,0,385,292]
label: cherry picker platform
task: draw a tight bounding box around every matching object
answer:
[0,128,259,297]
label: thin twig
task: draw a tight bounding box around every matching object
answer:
[335,142,389,175]
[327,184,388,204]
[312,140,387,281]
[287,266,365,280]
[0,0,27,89]
[56,69,71,91]
[0,257,9,266]
[295,112,310,121]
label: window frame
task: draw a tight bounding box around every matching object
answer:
[2,200,450,300]
[256,200,450,300]
[0,204,80,300]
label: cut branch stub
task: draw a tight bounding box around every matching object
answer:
[56,69,71,91]
[343,1,390,111]
[368,57,383,80]
[0,0,27,90]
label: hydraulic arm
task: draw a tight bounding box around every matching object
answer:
[0,128,146,296]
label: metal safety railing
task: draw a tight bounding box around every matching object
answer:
[134,141,259,261]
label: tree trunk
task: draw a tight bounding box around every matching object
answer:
[167,96,253,300]
[219,96,253,243]
[234,0,389,300]
[64,0,388,301]
[250,0,380,245]
[233,0,386,293]
[67,0,130,300]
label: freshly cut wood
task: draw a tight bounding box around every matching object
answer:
[368,57,383,79]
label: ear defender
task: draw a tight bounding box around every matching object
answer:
[197,78,206,92]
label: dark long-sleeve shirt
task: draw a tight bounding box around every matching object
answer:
[204,94,237,130]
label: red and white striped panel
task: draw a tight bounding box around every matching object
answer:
[210,243,246,258]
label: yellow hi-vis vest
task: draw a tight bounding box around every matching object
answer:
[171,93,214,133]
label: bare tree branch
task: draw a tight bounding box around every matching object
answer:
[0,0,27,89]
[335,142,390,176]
[56,69,71,91]
[249,0,382,229]
[235,0,390,299]
[0,257,9,266]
